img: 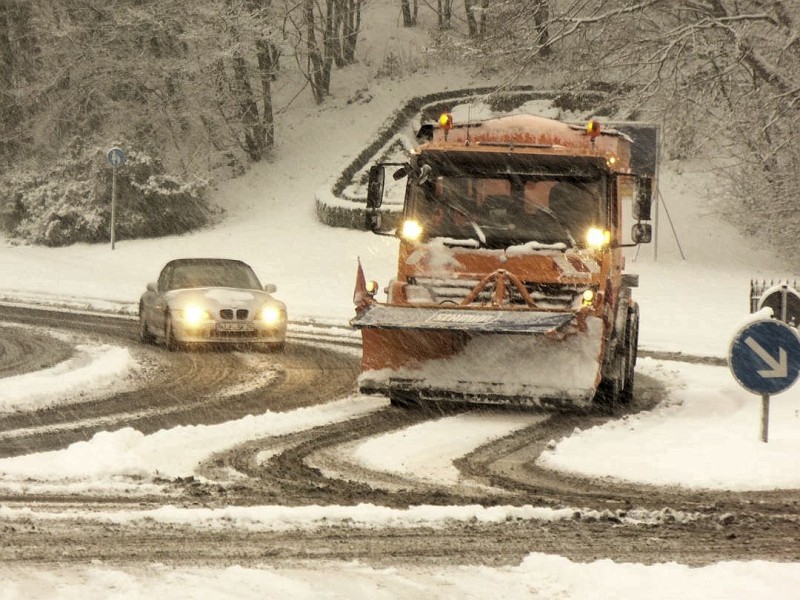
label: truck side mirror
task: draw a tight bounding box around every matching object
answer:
[392,164,410,181]
[365,211,383,231]
[634,177,653,220]
[631,222,652,244]
[365,165,385,232]
[366,165,385,210]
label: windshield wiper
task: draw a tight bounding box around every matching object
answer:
[439,198,487,246]
[437,237,482,249]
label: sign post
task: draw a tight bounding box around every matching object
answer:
[728,319,800,442]
[107,147,126,250]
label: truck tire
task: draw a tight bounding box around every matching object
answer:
[596,368,623,407]
[619,308,639,404]
[596,306,638,408]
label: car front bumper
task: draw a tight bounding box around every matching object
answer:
[172,320,287,345]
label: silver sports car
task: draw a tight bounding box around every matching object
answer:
[138,258,287,351]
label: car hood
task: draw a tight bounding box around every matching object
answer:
[165,287,285,312]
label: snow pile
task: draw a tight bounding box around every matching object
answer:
[0,396,386,492]
[0,501,702,531]
[0,338,139,414]
[538,358,800,490]
[1,554,799,600]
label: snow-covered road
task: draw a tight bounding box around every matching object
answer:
[2,2,799,593]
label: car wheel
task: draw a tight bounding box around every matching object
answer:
[164,313,179,351]
[139,306,156,344]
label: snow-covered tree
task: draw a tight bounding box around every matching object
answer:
[470,0,800,257]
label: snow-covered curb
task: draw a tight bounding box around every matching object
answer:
[0,502,702,531]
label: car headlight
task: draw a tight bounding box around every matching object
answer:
[181,305,211,325]
[260,305,283,324]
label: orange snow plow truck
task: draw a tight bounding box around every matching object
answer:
[351,111,657,410]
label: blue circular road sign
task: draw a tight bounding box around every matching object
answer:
[107,147,126,167]
[729,319,800,395]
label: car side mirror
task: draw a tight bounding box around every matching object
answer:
[264,283,277,294]
[631,223,652,244]
[147,282,157,293]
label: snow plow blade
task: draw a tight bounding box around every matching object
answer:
[353,311,605,410]
[361,379,598,410]
[350,305,576,335]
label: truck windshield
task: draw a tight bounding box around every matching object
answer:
[409,174,605,249]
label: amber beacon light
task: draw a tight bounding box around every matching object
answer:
[438,113,454,132]
[586,119,602,140]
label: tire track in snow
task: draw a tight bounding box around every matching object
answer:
[0,303,360,457]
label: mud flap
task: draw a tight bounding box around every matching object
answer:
[351,305,576,335]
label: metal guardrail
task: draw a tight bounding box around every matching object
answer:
[0,298,362,351]
[749,279,800,326]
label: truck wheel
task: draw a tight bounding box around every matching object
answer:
[596,308,638,408]
[596,371,623,407]
[619,309,639,404]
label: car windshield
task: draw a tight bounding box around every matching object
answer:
[167,263,262,291]
[410,173,605,249]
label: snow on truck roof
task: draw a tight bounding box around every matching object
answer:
[421,114,659,177]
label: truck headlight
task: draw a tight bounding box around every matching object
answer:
[401,220,423,241]
[586,227,611,249]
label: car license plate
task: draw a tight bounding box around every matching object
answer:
[217,322,254,332]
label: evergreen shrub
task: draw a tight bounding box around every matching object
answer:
[0,139,211,246]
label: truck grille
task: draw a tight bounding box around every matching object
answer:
[412,277,583,310]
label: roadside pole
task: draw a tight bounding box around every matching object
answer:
[760,394,769,443]
[107,147,126,250]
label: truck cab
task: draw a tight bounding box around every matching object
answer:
[354,113,657,410]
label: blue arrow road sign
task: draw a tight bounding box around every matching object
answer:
[729,319,800,395]
[107,147,126,167]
